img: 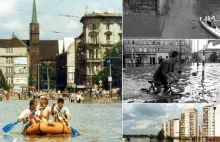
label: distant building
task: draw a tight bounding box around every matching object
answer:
[75,12,122,88]
[0,34,29,91]
[162,120,170,137]
[56,37,75,91]
[202,104,220,140]
[170,119,180,138]
[123,39,192,65]
[180,108,199,138]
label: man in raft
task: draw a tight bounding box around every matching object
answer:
[36,96,51,122]
[51,98,71,126]
[151,51,179,96]
[18,100,40,132]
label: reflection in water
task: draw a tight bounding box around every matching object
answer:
[123,0,220,38]
[0,101,122,142]
[123,63,220,103]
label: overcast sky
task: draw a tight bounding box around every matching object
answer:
[123,104,211,135]
[0,0,122,40]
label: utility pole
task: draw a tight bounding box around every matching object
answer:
[37,64,40,92]
[109,61,112,97]
[214,106,216,142]
[47,65,49,92]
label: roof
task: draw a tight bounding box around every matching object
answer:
[22,40,59,61]
[80,12,122,23]
[0,36,27,47]
[39,40,58,61]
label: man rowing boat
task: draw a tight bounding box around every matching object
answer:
[203,12,217,28]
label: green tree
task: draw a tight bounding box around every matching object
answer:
[209,52,217,62]
[39,64,56,90]
[157,129,165,140]
[93,41,122,90]
[0,69,10,90]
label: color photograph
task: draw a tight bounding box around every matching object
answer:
[123,103,220,142]
[0,0,122,141]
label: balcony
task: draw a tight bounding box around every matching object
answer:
[86,59,101,63]
[5,73,14,77]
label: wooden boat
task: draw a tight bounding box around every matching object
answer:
[199,17,220,38]
[25,121,72,135]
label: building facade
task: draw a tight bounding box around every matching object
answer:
[180,108,199,138]
[75,12,122,87]
[0,34,29,91]
[123,39,192,66]
[162,120,170,137]
[170,119,180,138]
[198,48,220,62]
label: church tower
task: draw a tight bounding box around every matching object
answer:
[29,0,40,89]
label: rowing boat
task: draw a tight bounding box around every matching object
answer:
[199,17,220,38]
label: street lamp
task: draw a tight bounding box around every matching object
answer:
[213,106,216,142]
[44,62,51,93]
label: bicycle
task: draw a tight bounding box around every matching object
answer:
[139,80,183,103]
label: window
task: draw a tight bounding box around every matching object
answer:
[127,47,130,52]
[139,47,142,52]
[158,41,160,45]
[119,33,122,40]
[6,48,13,53]
[144,48,146,52]
[158,48,160,52]
[106,35,110,41]
[6,67,13,73]
[106,24,110,30]
[92,24,97,30]
[170,42,173,45]
[118,23,122,30]
[91,34,96,44]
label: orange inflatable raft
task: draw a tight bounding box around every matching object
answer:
[25,121,72,135]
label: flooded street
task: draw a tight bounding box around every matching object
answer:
[123,0,220,39]
[123,63,220,103]
[0,100,122,142]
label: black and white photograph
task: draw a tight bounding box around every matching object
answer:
[123,0,220,39]
[123,39,220,103]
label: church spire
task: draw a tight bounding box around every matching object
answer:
[32,0,37,23]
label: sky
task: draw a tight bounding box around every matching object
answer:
[123,103,211,135]
[0,0,122,40]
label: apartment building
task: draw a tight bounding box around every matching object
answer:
[170,119,180,138]
[180,108,199,138]
[162,120,170,137]
[75,12,122,86]
[123,39,192,65]
[0,34,29,91]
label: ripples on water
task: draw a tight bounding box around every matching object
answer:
[123,63,220,103]
[0,100,122,142]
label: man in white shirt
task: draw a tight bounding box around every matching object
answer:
[51,98,71,126]
[18,100,40,131]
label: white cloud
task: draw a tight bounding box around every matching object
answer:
[66,21,79,29]
[131,120,156,130]
[1,20,26,30]
[0,0,19,17]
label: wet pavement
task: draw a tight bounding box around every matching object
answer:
[0,100,122,142]
[123,0,220,39]
[123,63,220,103]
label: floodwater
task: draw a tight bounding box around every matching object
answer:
[0,100,122,142]
[123,0,220,39]
[123,63,220,103]
[124,138,201,142]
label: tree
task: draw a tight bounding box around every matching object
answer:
[93,41,122,90]
[209,52,218,62]
[157,129,165,140]
[39,64,56,90]
[0,69,10,90]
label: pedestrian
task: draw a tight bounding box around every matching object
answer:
[152,51,179,96]
[51,98,71,126]
[5,90,10,102]
[70,92,75,103]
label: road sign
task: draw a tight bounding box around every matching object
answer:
[105,58,112,64]
[108,76,112,82]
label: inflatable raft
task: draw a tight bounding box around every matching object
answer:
[25,121,72,135]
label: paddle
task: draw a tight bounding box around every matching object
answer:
[56,107,80,136]
[2,110,37,133]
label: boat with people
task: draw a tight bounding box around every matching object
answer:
[25,121,72,135]
[199,17,220,38]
